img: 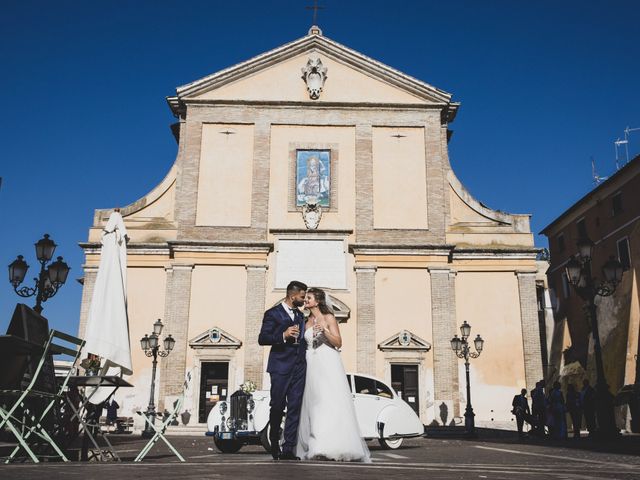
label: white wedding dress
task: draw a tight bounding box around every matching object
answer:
[295,328,371,462]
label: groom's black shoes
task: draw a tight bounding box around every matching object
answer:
[271,444,281,460]
[279,451,300,461]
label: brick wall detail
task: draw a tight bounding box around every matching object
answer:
[244,264,268,389]
[355,265,377,375]
[159,264,194,407]
[516,271,544,391]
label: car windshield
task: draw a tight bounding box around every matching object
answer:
[375,381,393,398]
[354,376,376,395]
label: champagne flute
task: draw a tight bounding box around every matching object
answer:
[292,323,300,345]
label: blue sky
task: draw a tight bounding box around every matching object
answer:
[1,0,639,334]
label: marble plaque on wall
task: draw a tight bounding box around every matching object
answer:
[275,239,346,289]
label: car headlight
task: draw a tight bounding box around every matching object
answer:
[247,398,255,413]
[226,417,236,430]
[238,419,247,430]
[220,416,226,431]
[219,401,227,415]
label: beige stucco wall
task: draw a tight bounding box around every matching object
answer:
[196,123,254,227]
[374,268,432,368]
[374,268,434,422]
[372,127,428,229]
[186,265,247,374]
[455,271,526,423]
[194,52,427,104]
[269,125,356,230]
[114,267,167,423]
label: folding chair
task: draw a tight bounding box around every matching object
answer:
[134,394,185,462]
[64,375,132,462]
[1,329,84,463]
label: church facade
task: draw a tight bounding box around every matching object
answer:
[79,28,543,427]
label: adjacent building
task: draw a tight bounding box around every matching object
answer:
[79,27,544,427]
[542,154,640,428]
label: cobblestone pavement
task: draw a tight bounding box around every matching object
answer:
[1,433,639,480]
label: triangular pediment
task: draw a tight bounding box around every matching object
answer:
[189,327,242,349]
[170,32,456,113]
[378,330,432,352]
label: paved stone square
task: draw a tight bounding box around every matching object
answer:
[1,432,639,480]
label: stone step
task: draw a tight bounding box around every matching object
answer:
[165,424,209,436]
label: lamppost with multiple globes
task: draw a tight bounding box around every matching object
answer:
[8,234,70,314]
[451,321,484,437]
[564,236,623,437]
[140,319,175,438]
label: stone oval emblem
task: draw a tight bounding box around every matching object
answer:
[399,330,412,347]
[209,328,221,343]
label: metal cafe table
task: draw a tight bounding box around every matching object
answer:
[66,375,132,461]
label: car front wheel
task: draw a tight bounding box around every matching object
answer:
[214,437,243,453]
[378,437,403,450]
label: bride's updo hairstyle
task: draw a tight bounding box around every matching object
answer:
[307,287,333,315]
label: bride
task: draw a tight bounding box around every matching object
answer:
[295,287,371,462]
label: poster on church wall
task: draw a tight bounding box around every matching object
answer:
[296,149,330,207]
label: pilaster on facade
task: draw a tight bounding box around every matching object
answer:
[516,271,544,391]
[159,264,194,409]
[355,124,374,238]
[428,266,459,420]
[244,264,268,389]
[355,265,376,375]
[251,120,271,236]
[175,119,202,234]
[78,266,99,340]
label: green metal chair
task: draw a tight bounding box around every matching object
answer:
[0,329,85,463]
[134,394,185,462]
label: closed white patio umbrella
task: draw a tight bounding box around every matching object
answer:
[83,210,132,403]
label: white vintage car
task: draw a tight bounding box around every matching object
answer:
[206,373,424,453]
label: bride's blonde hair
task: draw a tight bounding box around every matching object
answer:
[307,287,333,315]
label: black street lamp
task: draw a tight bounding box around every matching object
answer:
[451,321,484,437]
[565,236,623,438]
[8,234,70,313]
[140,319,175,438]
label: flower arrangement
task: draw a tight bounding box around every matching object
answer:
[80,355,101,376]
[240,380,256,394]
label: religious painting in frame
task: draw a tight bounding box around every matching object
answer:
[296,149,331,207]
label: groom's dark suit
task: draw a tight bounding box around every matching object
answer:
[258,303,307,456]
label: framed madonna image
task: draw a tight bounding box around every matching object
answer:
[296,149,331,207]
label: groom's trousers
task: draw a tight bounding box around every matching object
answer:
[269,361,306,453]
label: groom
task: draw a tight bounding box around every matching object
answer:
[258,280,307,460]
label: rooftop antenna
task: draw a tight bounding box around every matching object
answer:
[614,125,640,169]
[591,156,607,185]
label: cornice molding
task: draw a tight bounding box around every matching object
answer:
[168,241,273,254]
[350,244,453,256]
[80,241,274,256]
[451,249,539,261]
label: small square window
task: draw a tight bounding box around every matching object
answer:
[557,234,566,253]
[612,192,623,216]
[577,219,587,238]
[617,237,631,271]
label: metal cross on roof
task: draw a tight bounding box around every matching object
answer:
[306,0,324,26]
